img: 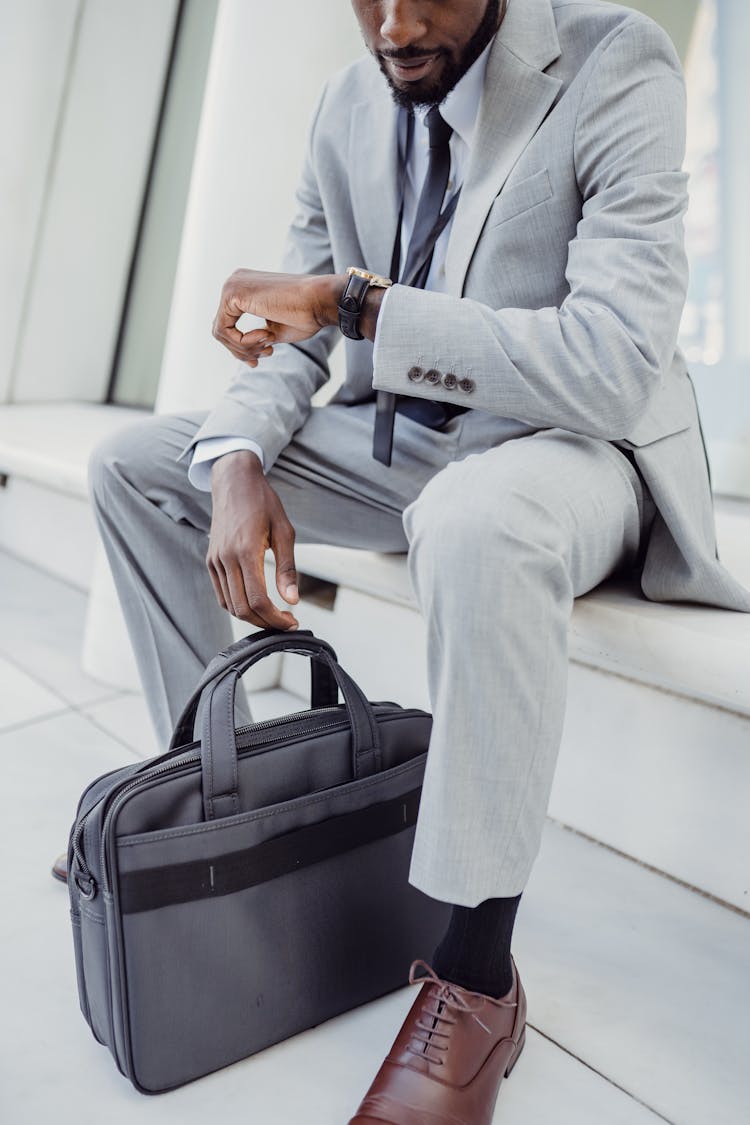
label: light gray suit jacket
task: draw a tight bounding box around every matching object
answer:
[189,0,750,612]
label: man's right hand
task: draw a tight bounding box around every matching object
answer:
[206,450,299,629]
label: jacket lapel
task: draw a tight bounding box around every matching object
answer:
[445,0,562,294]
[350,87,401,280]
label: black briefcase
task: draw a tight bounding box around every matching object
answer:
[68,628,450,1093]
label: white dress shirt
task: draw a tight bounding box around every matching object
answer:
[189,40,493,491]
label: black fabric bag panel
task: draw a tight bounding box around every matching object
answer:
[68,629,449,1094]
[114,757,446,1092]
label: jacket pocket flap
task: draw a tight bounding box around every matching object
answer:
[487,168,553,228]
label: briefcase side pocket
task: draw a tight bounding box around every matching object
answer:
[70,911,90,1026]
[78,903,114,1049]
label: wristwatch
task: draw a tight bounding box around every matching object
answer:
[338,267,392,340]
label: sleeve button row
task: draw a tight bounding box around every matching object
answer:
[404,368,475,394]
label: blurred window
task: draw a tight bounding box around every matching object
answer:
[680,0,750,495]
[681,0,722,367]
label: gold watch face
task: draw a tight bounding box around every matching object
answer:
[346,266,393,288]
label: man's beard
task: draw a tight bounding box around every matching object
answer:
[375,0,502,111]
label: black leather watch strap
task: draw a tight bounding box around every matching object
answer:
[338,273,371,340]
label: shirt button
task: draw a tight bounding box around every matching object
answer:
[425,368,441,385]
[407,365,425,382]
[458,377,475,394]
[441,372,457,390]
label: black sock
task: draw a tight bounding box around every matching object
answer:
[431,894,522,999]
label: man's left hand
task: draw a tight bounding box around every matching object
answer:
[212,269,344,366]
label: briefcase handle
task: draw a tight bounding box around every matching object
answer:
[170,629,383,821]
[170,629,338,750]
[201,647,381,821]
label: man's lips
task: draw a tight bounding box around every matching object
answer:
[383,53,442,83]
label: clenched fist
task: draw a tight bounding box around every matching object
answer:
[211,268,345,367]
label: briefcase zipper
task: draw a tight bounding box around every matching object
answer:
[235,704,344,733]
[234,702,405,735]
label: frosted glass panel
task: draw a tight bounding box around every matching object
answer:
[0,0,80,402]
[8,0,178,404]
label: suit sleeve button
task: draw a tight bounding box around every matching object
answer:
[441,372,457,390]
[458,377,475,393]
[425,368,441,385]
[407,366,425,382]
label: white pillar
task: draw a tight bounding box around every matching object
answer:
[157,0,362,413]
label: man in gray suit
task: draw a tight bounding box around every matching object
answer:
[82,0,750,1120]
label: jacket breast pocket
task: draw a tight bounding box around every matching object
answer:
[486,168,553,228]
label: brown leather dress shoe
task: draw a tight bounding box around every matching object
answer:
[51,852,68,883]
[348,958,526,1125]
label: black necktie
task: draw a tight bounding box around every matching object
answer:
[373,108,456,466]
[401,106,453,287]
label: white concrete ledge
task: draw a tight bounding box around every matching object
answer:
[0,403,146,498]
[569,566,750,716]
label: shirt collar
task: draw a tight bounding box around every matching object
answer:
[414,36,494,151]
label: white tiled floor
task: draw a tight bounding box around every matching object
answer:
[0,551,748,1125]
[0,551,116,707]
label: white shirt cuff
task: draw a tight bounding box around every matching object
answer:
[188,437,266,492]
[371,285,392,372]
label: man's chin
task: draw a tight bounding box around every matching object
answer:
[380,68,451,110]
[373,0,502,110]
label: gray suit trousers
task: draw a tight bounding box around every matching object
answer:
[89,402,653,905]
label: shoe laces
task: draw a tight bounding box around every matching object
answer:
[405,960,517,1066]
